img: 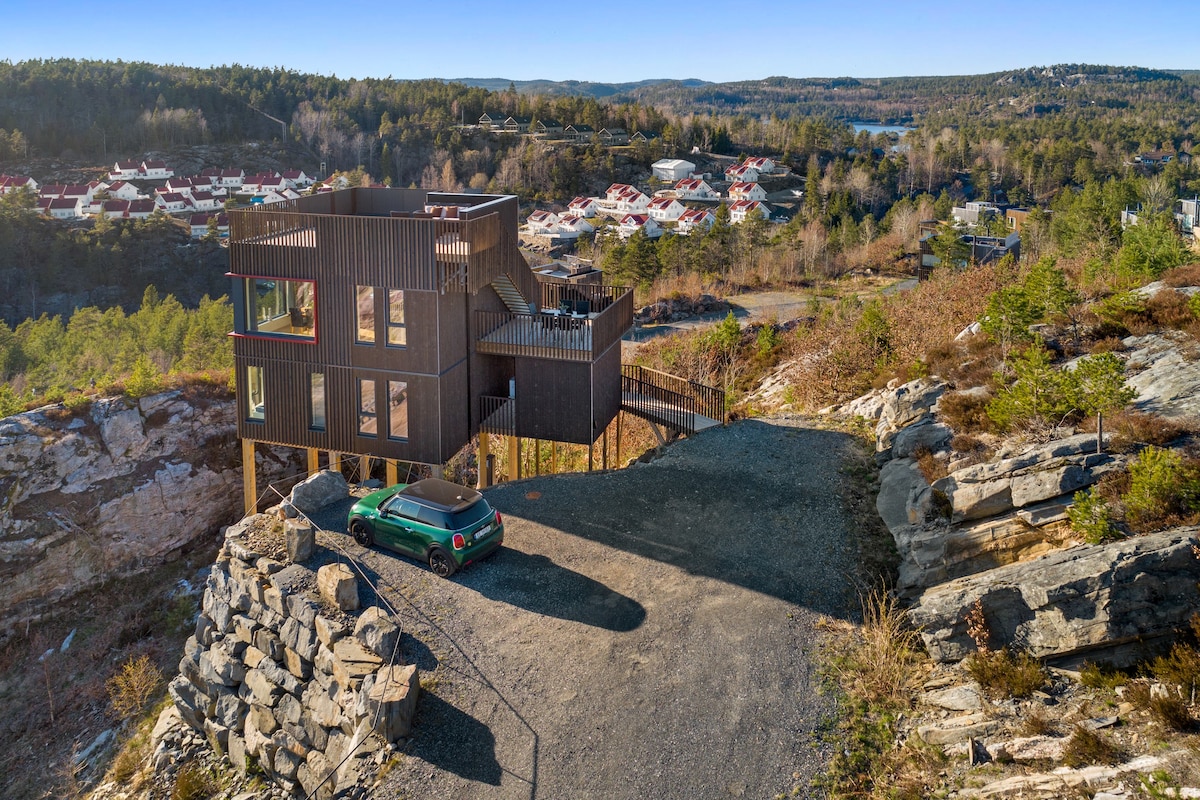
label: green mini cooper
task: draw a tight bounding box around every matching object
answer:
[347,479,504,577]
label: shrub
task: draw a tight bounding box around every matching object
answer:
[1090,335,1127,354]
[965,649,1048,699]
[171,764,217,800]
[1102,409,1189,450]
[1068,489,1120,544]
[1147,290,1195,330]
[913,446,948,483]
[940,391,992,433]
[1162,263,1200,288]
[1020,709,1058,736]
[1062,724,1125,767]
[1124,447,1200,531]
[1148,693,1194,731]
[1079,662,1128,691]
[1149,627,1200,702]
[124,355,163,398]
[987,345,1076,432]
[106,655,164,721]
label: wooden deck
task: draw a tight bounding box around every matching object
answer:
[621,391,722,434]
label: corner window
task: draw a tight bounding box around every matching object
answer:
[358,379,377,436]
[387,290,406,347]
[387,381,408,440]
[310,373,326,431]
[241,278,315,339]
[356,286,375,343]
[246,365,265,421]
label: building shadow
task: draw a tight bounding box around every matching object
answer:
[410,692,503,786]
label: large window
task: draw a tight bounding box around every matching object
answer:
[387,290,406,347]
[356,286,375,343]
[358,379,377,436]
[242,278,315,338]
[310,373,326,431]
[387,381,408,440]
[246,365,265,421]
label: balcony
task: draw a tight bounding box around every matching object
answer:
[474,285,632,362]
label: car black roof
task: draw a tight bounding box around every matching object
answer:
[398,479,484,514]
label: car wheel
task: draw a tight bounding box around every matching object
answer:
[349,519,374,548]
[427,547,457,578]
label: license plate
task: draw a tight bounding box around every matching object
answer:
[474,524,493,540]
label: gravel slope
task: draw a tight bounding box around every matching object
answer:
[318,415,860,799]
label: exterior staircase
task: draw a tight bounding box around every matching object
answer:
[492,274,535,315]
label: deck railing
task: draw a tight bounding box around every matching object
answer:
[620,364,725,435]
[474,285,633,361]
[479,395,515,434]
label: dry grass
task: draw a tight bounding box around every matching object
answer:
[912,446,949,483]
[843,588,927,706]
[1062,724,1126,767]
[939,391,993,434]
[1162,263,1200,288]
[966,649,1049,699]
[1020,709,1059,736]
[1094,409,1192,451]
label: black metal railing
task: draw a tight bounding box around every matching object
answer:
[620,364,725,435]
[479,395,515,434]
[474,285,632,362]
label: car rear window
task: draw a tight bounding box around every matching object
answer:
[448,500,492,530]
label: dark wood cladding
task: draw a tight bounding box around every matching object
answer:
[515,358,594,444]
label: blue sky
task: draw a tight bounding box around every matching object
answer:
[6,0,1196,83]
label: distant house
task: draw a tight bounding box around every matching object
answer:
[554,214,594,239]
[101,199,131,218]
[631,131,659,144]
[728,199,770,224]
[218,169,245,189]
[525,210,560,233]
[110,160,141,180]
[646,196,686,222]
[189,212,229,238]
[105,180,142,201]
[126,199,156,219]
[282,170,314,189]
[241,174,266,195]
[728,181,768,203]
[564,124,596,143]
[155,192,193,213]
[598,128,629,146]
[190,190,222,212]
[60,184,94,203]
[567,196,598,218]
[478,112,504,129]
[919,228,1020,273]
[0,175,39,195]
[673,177,720,201]
[200,167,223,179]
[951,200,1001,227]
[46,197,82,219]
[603,183,650,213]
[743,156,777,174]
[677,207,716,234]
[617,213,662,239]
[1134,150,1175,168]
[725,163,760,183]
[652,159,696,182]
[533,119,563,136]
[140,160,173,179]
[503,116,532,134]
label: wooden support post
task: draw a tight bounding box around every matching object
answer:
[602,428,608,470]
[477,435,490,489]
[430,463,444,480]
[386,458,399,486]
[588,440,593,472]
[551,441,558,474]
[241,439,256,515]
[359,455,371,484]
[508,436,519,482]
[306,448,320,475]
[615,411,623,468]
[328,451,340,474]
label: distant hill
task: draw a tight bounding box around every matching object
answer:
[447,77,711,98]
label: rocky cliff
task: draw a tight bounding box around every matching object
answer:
[0,388,296,638]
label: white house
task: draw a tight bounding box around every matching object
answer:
[60,184,94,203]
[189,212,229,238]
[281,170,314,189]
[525,210,560,233]
[729,199,770,224]
[743,156,777,174]
[728,181,768,202]
[646,196,686,222]
[677,207,716,234]
[554,214,594,239]
[567,196,598,218]
[674,177,720,201]
[0,175,40,195]
[126,199,155,219]
[101,199,130,218]
[46,198,82,219]
[105,180,143,201]
[110,160,141,180]
[604,183,650,213]
[189,190,222,212]
[617,213,662,239]
[162,177,195,195]
[140,160,173,179]
[155,192,193,214]
[259,175,286,195]
[652,158,696,182]
[218,169,245,189]
[241,174,266,195]
[725,163,760,183]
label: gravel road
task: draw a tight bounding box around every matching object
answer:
[316,415,861,799]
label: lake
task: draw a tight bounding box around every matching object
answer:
[851,122,914,136]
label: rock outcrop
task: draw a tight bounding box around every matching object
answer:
[907,528,1200,666]
[167,517,417,798]
[0,390,302,637]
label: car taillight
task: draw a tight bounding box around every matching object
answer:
[452,533,466,550]
[494,510,502,525]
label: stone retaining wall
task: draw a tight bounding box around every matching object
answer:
[167,516,418,799]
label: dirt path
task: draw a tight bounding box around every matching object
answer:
[319,416,861,799]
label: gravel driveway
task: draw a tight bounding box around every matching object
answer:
[318,415,860,799]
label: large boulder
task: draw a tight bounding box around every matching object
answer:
[1122,331,1200,420]
[287,470,350,515]
[875,379,947,458]
[907,528,1200,666]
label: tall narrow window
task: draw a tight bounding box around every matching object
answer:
[310,373,326,431]
[246,365,265,421]
[358,379,377,436]
[387,381,408,440]
[387,289,406,346]
[356,286,375,343]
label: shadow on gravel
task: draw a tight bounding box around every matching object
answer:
[460,550,646,632]
[411,692,503,786]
